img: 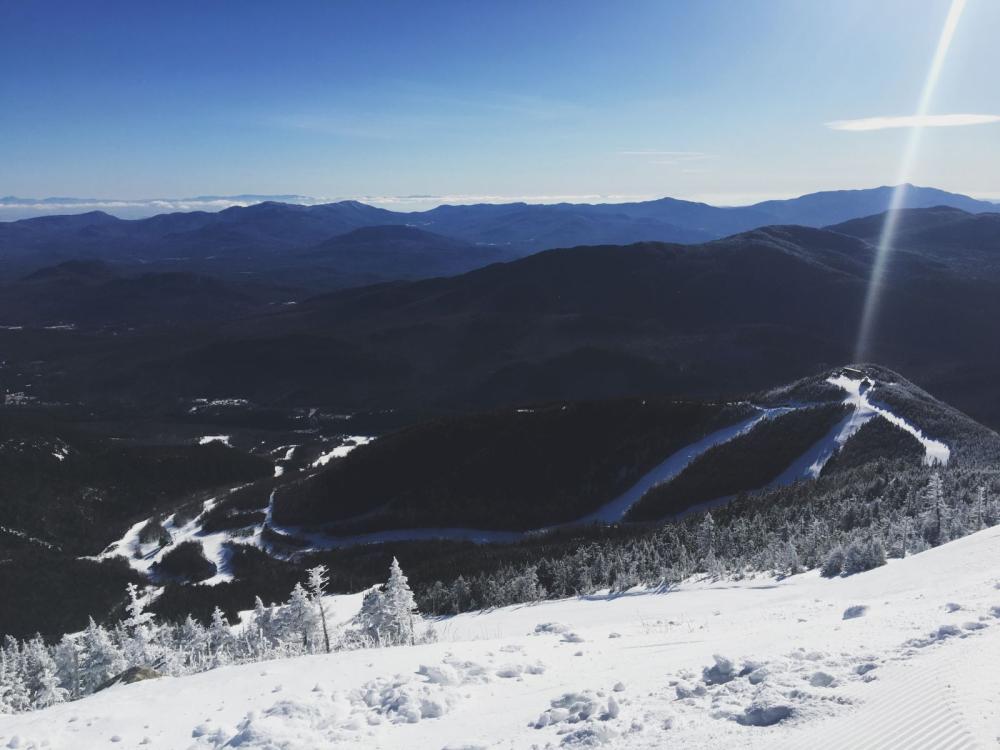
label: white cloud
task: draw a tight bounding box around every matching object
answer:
[618,150,708,157]
[827,113,1000,131]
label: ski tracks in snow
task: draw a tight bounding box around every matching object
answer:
[774,624,1000,750]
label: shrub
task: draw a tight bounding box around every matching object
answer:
[820,545,845,578]
[842,539,886,575]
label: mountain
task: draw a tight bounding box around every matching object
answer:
[0,262,265,328]
[270,364,1000,535]
[80,211,992,429]
[829,206,1000,275]
[295,225,516,286]
[753,184,998,227]
[0,200,407,270]
[410,200,715,248]
[1,186,995,284]
[3,358,998,646]
[19,361,991,635]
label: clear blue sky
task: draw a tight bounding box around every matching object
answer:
[2,0,998,208]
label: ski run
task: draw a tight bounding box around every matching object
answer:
[3,523,999,749]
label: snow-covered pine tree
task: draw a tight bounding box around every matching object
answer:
[53,635,81,700]
[208,607,235,666]
[778,540,801,576]
[920,472,950,546]
[32,651,67,709]
[306,565,332,653]
[975,485,987,530]
[382,557,418,646]
[281,583,319,653]
[177,615,209,672]
[78,618,125,694]
[0,654,30,714]
[250,597,277,658]
[357,587,387,646]
[122,582,158,667]
[820,545,845,578]
[696,513,717,573]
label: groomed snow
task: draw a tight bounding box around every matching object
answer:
[10,525,1000,749]
[827,374,950,466]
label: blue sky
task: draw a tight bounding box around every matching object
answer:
[2,0,998,209]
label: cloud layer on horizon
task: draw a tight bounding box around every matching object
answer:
[827,113,1000,131]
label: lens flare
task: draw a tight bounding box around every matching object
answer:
[854,0,968,362]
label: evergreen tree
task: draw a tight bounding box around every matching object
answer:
[356,587,387,646]
[921,472,950,546]
[32,653,67,709]
[307,565,332,654]
[281,583,318,652]
[53,636,81,700]
[208,607,234,666]
[382,558,418,646]
[78,618,125,694]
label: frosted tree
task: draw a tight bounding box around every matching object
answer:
[78,618,125,694]
[510,565,544,602]
[696,513,717,573]
[382,558,418,646]
[357,587,387,646]
[176,615,209,672]
[820,545,845,578]
[122,582,158,667]
[53,636,82,700]
[920,472,949,546]
[208,607,235,666]
[974,485,989,530]
[19,636,62,709]
[0,657,30,714]
[281,583,319,652]
[250,597,277,657]
[32,653,67,709]
[778,540,801,576]
[307,565,332,653]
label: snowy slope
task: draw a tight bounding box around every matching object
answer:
[6,525,999,749]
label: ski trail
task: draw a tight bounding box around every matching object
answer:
[579,406,793,523]
[827,373,950,466]
[774,630,998,750]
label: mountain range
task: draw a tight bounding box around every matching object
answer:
[1,185,996,289]
[26,204,980,429]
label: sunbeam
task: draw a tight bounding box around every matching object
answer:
[854,0,969,362]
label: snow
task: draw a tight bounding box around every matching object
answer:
[96,495,241,586]
[13,525,1000,749]
[198,435,231,447]
[827,374,950,466]
[310,436,372,468]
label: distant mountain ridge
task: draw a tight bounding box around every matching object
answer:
[1,185,996,280]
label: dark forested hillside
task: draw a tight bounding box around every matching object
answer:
[0,413,271,555]
[625,404,850,521]
[35,213,991,432]
[272,399,752,531]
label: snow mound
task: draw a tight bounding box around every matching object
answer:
[736,686,795,726]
